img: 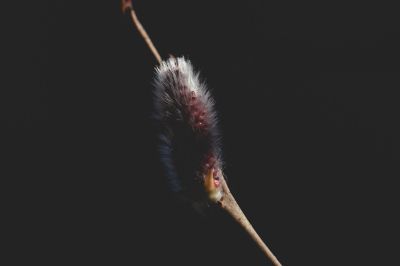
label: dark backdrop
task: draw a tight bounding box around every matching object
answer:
[7,1,400,265]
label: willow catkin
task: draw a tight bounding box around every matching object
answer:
[153,57,223,203]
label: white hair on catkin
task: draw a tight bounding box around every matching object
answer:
[153,57,222,199]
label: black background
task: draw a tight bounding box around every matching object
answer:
[5,1,400,265]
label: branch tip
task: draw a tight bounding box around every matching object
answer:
[121,0,132,13]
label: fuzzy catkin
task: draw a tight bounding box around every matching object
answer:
[153,57,223,201]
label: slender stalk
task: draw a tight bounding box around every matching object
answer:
[122,0,162,64]
[219,177,282,266]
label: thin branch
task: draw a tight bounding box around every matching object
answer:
[122,0,162,64]
[219,177,282,266]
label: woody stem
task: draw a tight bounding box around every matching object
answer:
[218,178,282,266]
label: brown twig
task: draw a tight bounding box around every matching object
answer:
[122,0,162,64]
[219,176,282,266]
